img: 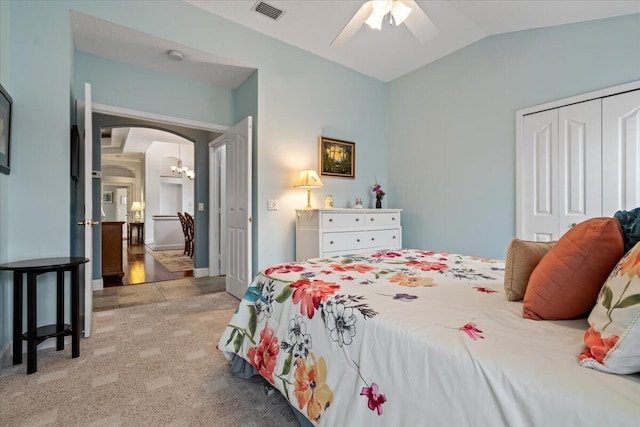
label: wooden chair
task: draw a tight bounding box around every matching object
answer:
[184,212,195,258]
[177,212,191,256]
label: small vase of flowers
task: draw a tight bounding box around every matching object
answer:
[373,181,385,209]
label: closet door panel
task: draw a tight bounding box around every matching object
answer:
[558,99,602,234]
[522,110,558,241]
[603,89,640,216]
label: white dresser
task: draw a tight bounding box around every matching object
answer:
[295,208,402,260]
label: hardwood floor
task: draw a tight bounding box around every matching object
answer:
[103,240,193,287]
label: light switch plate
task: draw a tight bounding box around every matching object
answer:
[198,203,204,211]
[267,200,278,211]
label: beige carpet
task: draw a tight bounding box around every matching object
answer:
[151,249,194,272]
[0,293,299,427]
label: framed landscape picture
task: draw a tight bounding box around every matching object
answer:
[0,83,13,175]
[102,191,113,204]
[319,136,355,178]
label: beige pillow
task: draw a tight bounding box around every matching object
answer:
[504,239,555,301]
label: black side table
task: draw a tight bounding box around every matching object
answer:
[0,257,89,374]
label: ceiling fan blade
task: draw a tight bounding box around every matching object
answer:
[331,1,373,47]
[402,0,438,43]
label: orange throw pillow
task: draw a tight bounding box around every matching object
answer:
[523,218,624,320]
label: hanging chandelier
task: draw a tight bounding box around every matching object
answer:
[171,144,195,180]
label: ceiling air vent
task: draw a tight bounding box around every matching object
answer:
[252,1,285,21]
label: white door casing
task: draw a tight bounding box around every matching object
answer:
[603,89,640,216]
[209,137,227,277]
[82,82,94,337]
[225,117,252,299]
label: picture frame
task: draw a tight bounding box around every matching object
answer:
[102,191,113,204]
[319,136,355,178]
[0,83,13,175]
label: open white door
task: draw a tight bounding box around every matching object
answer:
[81,83,94,336]
[225,116,252,299]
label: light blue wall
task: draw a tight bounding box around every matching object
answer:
[387,13,640,260]
[0,0,11,363]
[1,0,385,360]
[74,52,235,126]
[0,1,75,363]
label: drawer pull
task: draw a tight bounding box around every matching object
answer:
[329,218,333,222]
[371,237,375,241]
[355,218,360,222]
[393,236,396,239]
[392,217,395,221]
[370,218,374,221]
[330,241,334,245]
[357,239,360,242]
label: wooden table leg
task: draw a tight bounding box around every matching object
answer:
[56,270,64,351]
[27,272,37,374]
[13,271,22,365]
[71,265,80,358]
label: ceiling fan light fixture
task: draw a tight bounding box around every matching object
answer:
[391,1,412,26]
[365,11,385,30]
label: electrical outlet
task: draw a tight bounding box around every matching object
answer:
[267,200,278,211]
[198,203,204,212]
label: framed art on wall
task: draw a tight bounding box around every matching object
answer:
[102,191,113,204]
[0,83,13,175]
[319,136,355,178]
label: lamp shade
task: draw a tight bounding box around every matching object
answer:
[293,170,324,189]
[131,201,143,212]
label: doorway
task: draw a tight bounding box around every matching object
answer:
[93,105,225,290]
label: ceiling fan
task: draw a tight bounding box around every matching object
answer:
[331,0,438,47]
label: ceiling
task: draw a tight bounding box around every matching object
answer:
[185,0,640,82]
[70,11,257,91]
[101,127,193,163]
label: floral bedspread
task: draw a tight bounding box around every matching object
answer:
[217,249,640,426]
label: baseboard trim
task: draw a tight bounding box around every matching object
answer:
[194,268,209,278]
[92,278,103,291]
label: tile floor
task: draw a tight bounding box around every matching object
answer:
[93,275,227,311]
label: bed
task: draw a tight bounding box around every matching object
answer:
[217,248,640,426]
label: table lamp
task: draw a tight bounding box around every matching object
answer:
[131,201,143,222]
[294,170,324,209]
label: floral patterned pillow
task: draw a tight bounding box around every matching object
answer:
[580,241,640,374]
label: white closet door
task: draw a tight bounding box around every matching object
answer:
[523,109,558,241]
[603,89,640,216]
[558,99,602,234]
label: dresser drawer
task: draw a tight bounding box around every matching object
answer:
[322,231,367,252]
[366,228,402,248]
[364,213,401,227]
[321,213,365,229]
